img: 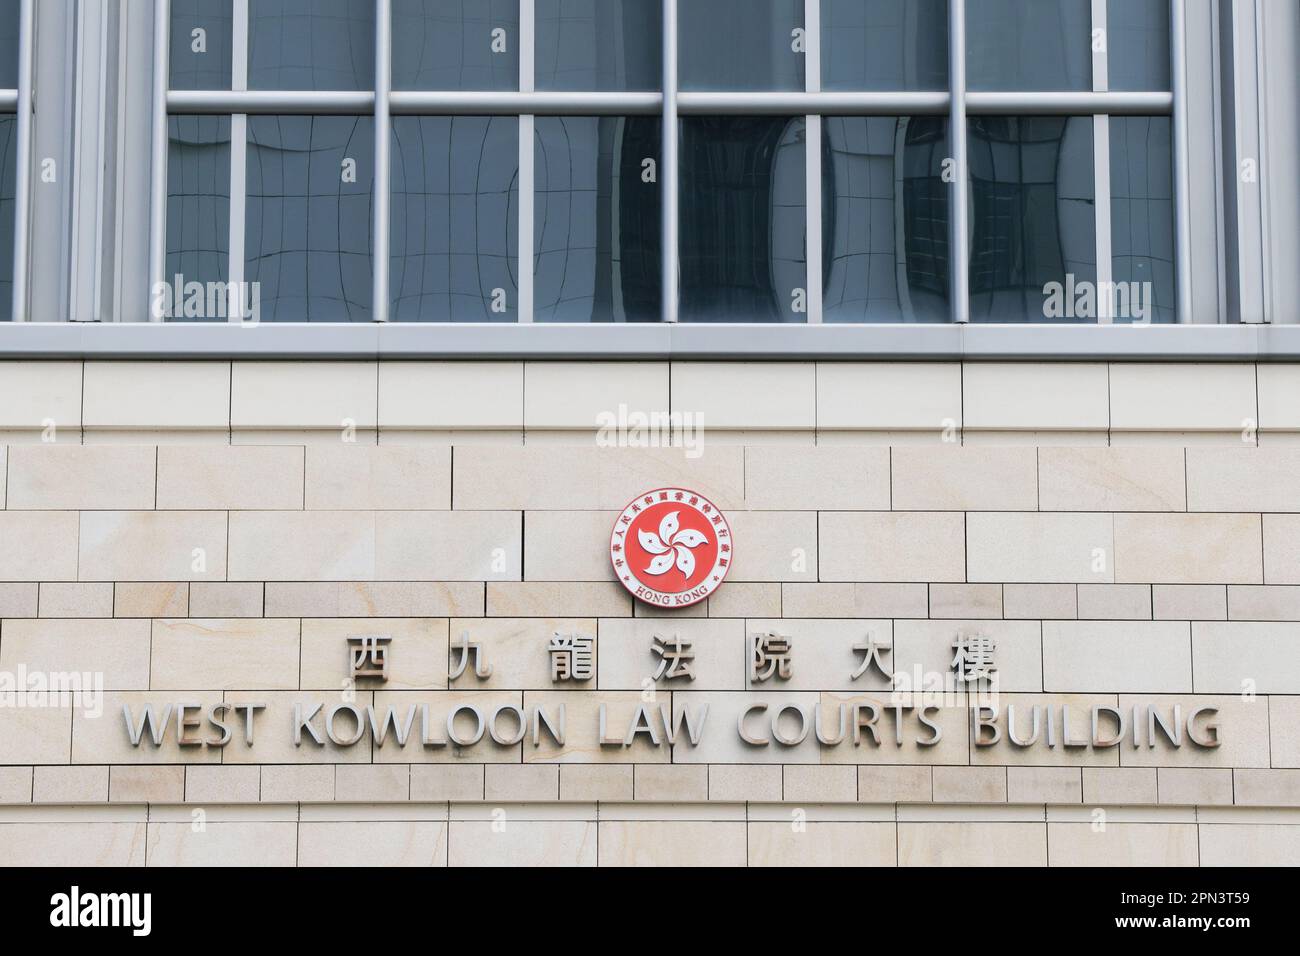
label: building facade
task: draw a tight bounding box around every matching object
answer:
[0,0,1298,867]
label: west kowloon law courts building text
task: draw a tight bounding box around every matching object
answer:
[0,0,1298,867]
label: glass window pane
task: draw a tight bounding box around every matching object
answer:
[164,115,231,321]
[969,116,1096,322]
[0,115,14,321]
[967,0,1091,91]
[170,0,233,90]
[246,115,374,321]
[536,0,661,92]
[249,0,375,91]
[390,116,518,322]
[0,0,20,90]
[534,116,660,323]
[822,0,947,91]
[680,116,806,323]
[823,116,949,323]
[1107,0,1170,91]
[393,0,519,92]
[1111,116,1175,324]
[680,0,803,92]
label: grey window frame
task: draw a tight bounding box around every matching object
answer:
[143,0,1187,327]
[4,0,1297,347]
[4,0,33,323]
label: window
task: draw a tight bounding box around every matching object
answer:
[391,116,518,321]
[170,0,232,90]
[823,116,950,323]
[154,0,1181,325]
[0,0,18,91]
[534,116,659,322]
[821,0,947,92]
[965,0,1175,323]
[1107,0,1171,92]
[165,115,231,311]
[1109,115,1175,324]
[249,0,376,91]
[966,0,1091,92]
[968,116,1095,323]
[680,116,805,323]
[393,0,518,92]
[679,0,803,92]
[536,0,661,92]
[246,115,375,322]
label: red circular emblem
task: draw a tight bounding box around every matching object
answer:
[610,488,733,608]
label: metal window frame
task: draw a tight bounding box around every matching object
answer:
[804,0,822,325]
[1218,0,1259,324]
[228,0,249,316]
[518,0,534,324]
[67,0,113,323]
[1171,0,1193,324]
[146,0,170,317]
[6,0,34,322]
[1091,0,1113,324]
[661,0,679,323]
[135,0,1189,332]
[949,0,969,323]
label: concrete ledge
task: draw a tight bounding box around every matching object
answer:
[1,322,1297,361]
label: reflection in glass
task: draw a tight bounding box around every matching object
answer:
[680,0,803,92]
[390,116,518,322]
[246,115,374,322]
[393,0,519,91]
[1108,0,1170,91]
[969,116,1096,323]
[680,117,806,323]
[166,115,231,320]
[823,117,949,323]
[534,117,660,323]
[967,0,1090,91]
[1111,117,1175,324]
[536,0,661,92]
[249,0,375,91]
[822,0,947,91]
[170,0,233,90]
[0,0,17,90]
[0,116,14,321]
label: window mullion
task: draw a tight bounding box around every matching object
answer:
[148,0,171,321]
[371,0,391,323]
[1091,0,1109,91]
[228,0,249,316]
[10,0,34,322]
[949,0,969,323]
[1093,114,1113,323]
[1171,0,1192,323]
[1092,0,1113,324]
[662,0,678,324]
[518,0,534,323]
[804,0,822,325]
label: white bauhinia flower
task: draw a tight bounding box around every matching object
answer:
[659,511,679,543]
[638,528,669,555]
[640,511,710,578]
[645,552,676,575]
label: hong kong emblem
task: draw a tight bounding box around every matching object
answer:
[610,488,733,608]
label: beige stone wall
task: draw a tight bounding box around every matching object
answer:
[2,359,1299,445]
[2,804,1296,866]
[1,360,1299,865]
